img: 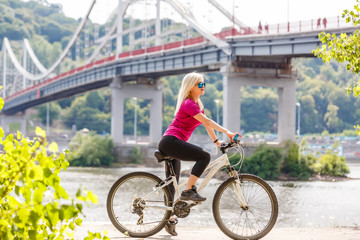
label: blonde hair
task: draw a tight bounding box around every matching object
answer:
[174,72,205,116]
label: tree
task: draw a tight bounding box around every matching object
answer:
[37,102,61,125]
[299,95,319,133]
[313,0,360,134]
[324,103,342,133]
[0,90,108,239]
[241,87,278,133]
[67,131,115,166]
[86,91,105,111]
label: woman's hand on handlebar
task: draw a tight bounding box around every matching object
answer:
[215,140,225,147]
[225,131,241,142]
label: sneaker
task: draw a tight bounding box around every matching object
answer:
[180,186,206,202]
[164,218,178,236]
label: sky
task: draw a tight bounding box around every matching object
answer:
[47,0,357,32]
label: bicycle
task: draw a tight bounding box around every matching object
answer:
[107,136,278,240]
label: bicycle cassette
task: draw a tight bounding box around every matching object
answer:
[173,200,190,218]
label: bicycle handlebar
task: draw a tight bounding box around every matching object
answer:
[219,134,241,153]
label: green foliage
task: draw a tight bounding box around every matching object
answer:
[294,58,360,134]
[67,131,115,166]
[61,91,111,134]
[239,144,282,180]
[123,98,150,136]
[0,125,108,239]
[313,152,350,176]
[130,146,143,164]
[37,102,62,125]
[312,1,360,135]
[233,140,349,180]
[241,87,278,133]
[281,142,314,180]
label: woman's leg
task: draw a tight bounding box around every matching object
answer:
[165,159,180,202]
[185,174,199,190]
[158,135,211,201]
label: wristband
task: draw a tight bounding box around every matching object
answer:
[213,139,219,143]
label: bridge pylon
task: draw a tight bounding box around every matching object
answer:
[222,56,297,143]
[110,76,163,145]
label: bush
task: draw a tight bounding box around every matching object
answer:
[67,131,115,166]
[229,140,350,180]
[239,144,282,180]
[281,141,314,180]
[130,146,143,164]
[314,152,350,176]
[0,127,108,239]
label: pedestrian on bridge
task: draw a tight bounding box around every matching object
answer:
[323,17,327,28]
[157,72,240,236]
[258,21,263,33]
[265,22,269,34]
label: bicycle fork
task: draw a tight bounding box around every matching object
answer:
[228,166,249,210]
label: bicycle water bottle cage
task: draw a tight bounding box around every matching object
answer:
[154,150,174,163]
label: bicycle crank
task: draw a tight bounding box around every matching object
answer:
[173,200,201,218]
[173,200,190,218]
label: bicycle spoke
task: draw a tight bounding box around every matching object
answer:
[107,172,172,238]
[213,175,278,240]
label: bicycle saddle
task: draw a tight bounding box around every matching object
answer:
[154,150,173,163]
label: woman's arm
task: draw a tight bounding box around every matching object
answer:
[193,112,238,140]
[204,125,219,146]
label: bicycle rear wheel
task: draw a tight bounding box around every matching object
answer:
[107,172,172,238]
[213,174,278,240]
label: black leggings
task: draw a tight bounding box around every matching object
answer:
[158,135,211,200]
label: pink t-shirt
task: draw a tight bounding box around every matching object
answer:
[163,98,204,141]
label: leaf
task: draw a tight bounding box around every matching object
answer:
[15,185,20,196]
[4,141,14,153]
[29,169,35,179]
[76,203,83,212]
[66,231,75,238]
[35,127,46,138]
[69,222,75,230]
[17,131,22,140]
[75,218,83,226]
[54,185,69,199]
[33,188,44,204]
[86,191,98,204]
[0,98,4,111]
[29,230,37,240]
[49,142,59,153]
[43,168,52,178]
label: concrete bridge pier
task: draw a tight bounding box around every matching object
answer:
[221,63,297,143]
[110,76,163,145]
[0,113,27,136]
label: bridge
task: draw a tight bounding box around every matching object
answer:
[0,0,355,144]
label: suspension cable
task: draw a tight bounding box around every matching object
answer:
[3,0,97,81]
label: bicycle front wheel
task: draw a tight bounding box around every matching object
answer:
[213,174,278,240]
[107,172,172,238]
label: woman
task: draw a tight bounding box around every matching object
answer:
[158,72,239,236]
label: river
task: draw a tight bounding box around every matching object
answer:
[59,162,360,228]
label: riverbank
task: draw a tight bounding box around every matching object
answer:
[180,168,356,181]
[73,222,360,240]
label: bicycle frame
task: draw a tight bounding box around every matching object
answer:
[140,149,248,211]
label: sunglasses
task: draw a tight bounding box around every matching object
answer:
[197,82,206,88]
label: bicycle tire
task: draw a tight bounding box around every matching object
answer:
[213,174,278,240]
[107,172,172,238]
